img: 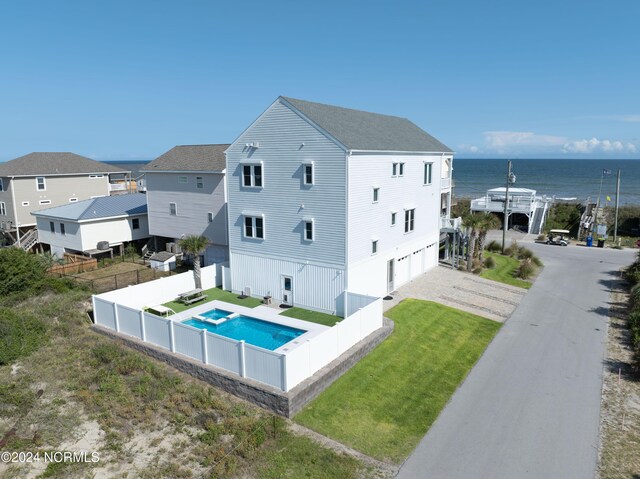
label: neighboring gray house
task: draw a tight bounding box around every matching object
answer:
[226,96,453,315]
[32,193,149,258]
[142,145,230,265]
[0,152,128,248]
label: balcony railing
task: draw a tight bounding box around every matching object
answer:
[471,197,536,214]
[440,216,462,230]
[441,177,451,189]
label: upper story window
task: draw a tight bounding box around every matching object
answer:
[392,162,398,176]
[178,176,188,184]
[303,163,314,186]
[244,215,264,239]
[89,174,104,179]
[196,176,204,189]
[22,201,29,207]
[0,202,5,216]
[39,200,51,205]
[373,187,380,203]
[372,240,378,255]
[303,219,314,241]
[60,223,66,236]
[49,221,55,233]
[208,212,214,223]
[399,162,405,176]
[242,164,263,188]
[69,198,78,203]
[169,202,177,216]
[405,209,415,233]
[0,178,3,191]
[36,177,46,191]
[132,218,140,230]
[423,163,433,185]
[391,212,397,226]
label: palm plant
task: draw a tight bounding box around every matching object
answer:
[178,235,209,289]
[462,213,483,272]
[477,213,502,261]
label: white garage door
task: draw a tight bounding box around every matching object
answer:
[424,243,438,270]
[396,254,411,288]
[410,248,424,279]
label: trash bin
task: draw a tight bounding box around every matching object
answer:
[597,238,605,248]
[586,236,593,247]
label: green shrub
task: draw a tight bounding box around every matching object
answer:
[0,249,48,297]
[630,284,640,311]
[484,256,496,269]
[625,260,640,285]
[531,255,543,267]
[504,240,520,257]
[517,247,535,260]
[516,258,535,279]
[0,307,48,365]
[486,240,502,253]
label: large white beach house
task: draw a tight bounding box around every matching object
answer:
[226,97,453,315]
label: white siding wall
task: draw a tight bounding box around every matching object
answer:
[226,99,347,314]
[346,153,443,295]
[36,215,149,254]
[146,172,227,246]
[230,252,345,316]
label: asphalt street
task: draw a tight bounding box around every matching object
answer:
[396,243,637,479]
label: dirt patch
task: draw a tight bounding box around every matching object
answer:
[597,282,640,478]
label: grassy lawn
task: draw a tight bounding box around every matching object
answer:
[480,252,532,289]
[280,307,342,326]
[295,299,501,463]
[162,287,262,313]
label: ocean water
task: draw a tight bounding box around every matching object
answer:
[453,159,640,205]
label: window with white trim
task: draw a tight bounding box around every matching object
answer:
[132,218,140,230]
[22,201,29,207]
[89,174,104,179]
[391,212,397,226]
[208,212,214,223]
[60,223,66,235]
[303,163,314,185]
[36,177,46,191]
[69,198,78,203]
[178,176,187,184]
[169,202,177,216]
[49,221,55,233]
[372,240,378,255]
[242,164,263,187]
[373,187,380,203]
[392,162,398,176]
[404,209,415,233]
[423,163,433,185]
[0,202,5,215]
[196,176,204,189]
[399,162,405,176]
[0,178,3,191]
[244,216,264,239]
[303,220,314,241]
[39,200,51,205]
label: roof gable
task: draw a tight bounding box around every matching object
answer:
[143,144,229,172]
[280,97,452,153]
[0,152,126,177]
[31,193,147,222]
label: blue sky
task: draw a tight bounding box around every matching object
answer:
[1,0,638,161]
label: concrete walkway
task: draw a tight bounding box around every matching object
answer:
[384,265,526,322]
[396,243,637,479]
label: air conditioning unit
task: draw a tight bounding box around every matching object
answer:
[97,241,110,250]
[166,242,175,253]
[243,287,251,297]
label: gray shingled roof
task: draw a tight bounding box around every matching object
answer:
[281,97,452,153]
[31,193,147,222]
[142,144,229,172]
[0,152,127,177]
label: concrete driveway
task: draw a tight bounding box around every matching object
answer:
[396,243,637,479]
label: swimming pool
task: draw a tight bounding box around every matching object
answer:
[182,315,306,351]
[196,308,233,321]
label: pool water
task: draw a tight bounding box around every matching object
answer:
[182,315,306,351]
[198,308,232,321]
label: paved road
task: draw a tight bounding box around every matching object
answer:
[397,243,637,479]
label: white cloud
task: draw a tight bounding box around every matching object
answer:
[483,131,567,151]
[562,138,637,154]
[458,144,480,153]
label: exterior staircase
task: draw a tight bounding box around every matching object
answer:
[14,228,39,251]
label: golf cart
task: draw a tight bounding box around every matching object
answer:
[547,229,570,246]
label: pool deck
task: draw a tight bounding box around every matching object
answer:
[168,299,331,353]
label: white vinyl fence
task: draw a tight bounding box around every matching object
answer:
[93,274,383,391]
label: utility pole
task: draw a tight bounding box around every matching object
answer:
[614,169,621,244]
[502,160,512,254]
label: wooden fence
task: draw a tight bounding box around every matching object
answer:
[48,254,98,275]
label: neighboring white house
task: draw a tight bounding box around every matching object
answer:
[32,193,149,258]
[226,96,454,315]
[142,145,229,266]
